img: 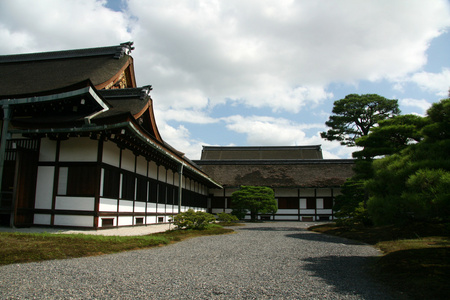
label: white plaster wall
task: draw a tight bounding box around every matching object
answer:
[275,215,298,220]
[119,200,133,212]
[118,216,133,226]
[158,167,166,182]
[99,198,117,212]
[148,161,158,179]
[35,166,54,209]
[34,214,51,225]
[316,189,332,197]
[147,202,157,213]
[157,204,165,213]
[316,198,324,209]
[39,138,57,162]
[121,149,135,172]
[300,198,307,209]
[54,215,93,227]
[59,138,97,162]
[300,189,315,197]
[211,208,224,214]
[317,209,333,214]
[275,189,298,197]
[167,170,174,185]
[135,202,145,213]
[136,156,147,176]
[55,196,94,211]
[224,189,238,197]
[146,216,157,224]
[277,209,298,214]
[301,209,315,214]
[173,172,180,187]
[102,141,120,167]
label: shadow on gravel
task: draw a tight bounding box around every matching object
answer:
[301,255,397,299]
[285,232,365,245]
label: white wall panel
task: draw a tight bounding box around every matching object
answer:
[135,202,145,212]
[34,214,51,225]
[300,198,307,209]
[147,202,157,212]
[316,189,332,197]
[99,198,117,212]
[300,189,315,197]
[54,215,93,227]
[146,216,157,224]
[157,204,165,213]
[167,170,174,185]
[275,215,298,220]
[55,196,94,211]
[136,156,147,176]
[148,161,158,179]
[118,216,133,226]
[316,198,324,209]
[274,189,298,197]
[102,141,120,167]
[158,167,166,182]
[121,149,135,172]
[39,138,57,162]
[277,209,298,214]
[301,209,315,214]
[35,166,54,209]
[119,200,133,212]
[59,138,97,162]
[317,209,333,214]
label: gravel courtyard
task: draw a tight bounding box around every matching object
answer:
[0,222,399,299]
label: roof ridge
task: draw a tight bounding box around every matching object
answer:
[0,42,134,63]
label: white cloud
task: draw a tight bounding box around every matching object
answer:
[222,115,355,158]
[127,0,450,111]
[0,0,131,54]
[158,123,205,160]
[400,98,433,115]
[410,68,450,97]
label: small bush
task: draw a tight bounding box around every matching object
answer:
[217,212,239,223]
[173,209,216,230]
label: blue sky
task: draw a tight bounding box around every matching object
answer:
[1,0,449,159]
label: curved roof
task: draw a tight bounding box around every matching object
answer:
[0,42,136,98]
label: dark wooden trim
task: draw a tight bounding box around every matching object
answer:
[94,139,103,228]
[51,140,61,226]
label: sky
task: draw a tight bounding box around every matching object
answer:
[1,0,449,160]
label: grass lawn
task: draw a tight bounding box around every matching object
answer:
[309,222,450,300]
[0,224,234,266]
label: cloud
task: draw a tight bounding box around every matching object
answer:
[127,0,450,111]
[400,98,433,115]
[410,68,450,97]
[222,114,355,158]
[158,123,205,160]
[0,0,131,54]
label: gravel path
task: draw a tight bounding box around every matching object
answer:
[0,222,400,299]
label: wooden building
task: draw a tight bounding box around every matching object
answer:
[0,42,221,228]
[195,146,354,221]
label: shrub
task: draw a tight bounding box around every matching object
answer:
[173,209,215,230]
[217,212,239,223]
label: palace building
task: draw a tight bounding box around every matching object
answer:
[0,42,221,228]
[0,42,354,228]
[194,146,354,221]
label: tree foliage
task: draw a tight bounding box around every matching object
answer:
[366,99,450,225]
[321,94,400,147]
[231,186,277,221]
[173,209,216,230]
[354,114,427,159]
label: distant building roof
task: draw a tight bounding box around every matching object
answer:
[200,145,323,160]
